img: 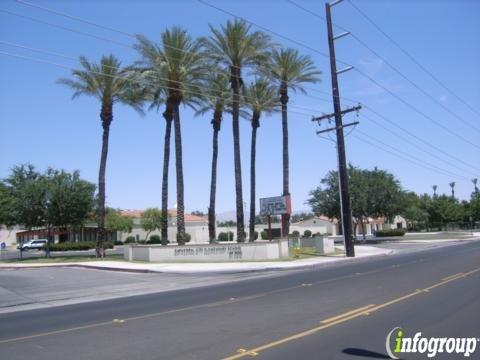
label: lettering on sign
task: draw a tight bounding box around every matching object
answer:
[174,245,243,259]
[260,195,292,215]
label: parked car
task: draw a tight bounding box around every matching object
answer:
[17,239,48,251]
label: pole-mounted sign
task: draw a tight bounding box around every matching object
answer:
[260,195,292,216]
[260,195,292,241]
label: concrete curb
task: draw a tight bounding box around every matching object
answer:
[0,247,395,274]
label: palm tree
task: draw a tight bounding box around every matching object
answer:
[135,28,204,245]
[473,178,478,194]
[202,19,271,242]
[195,73,232,242]
[243,79,279,241]
[449,182,456,199]
[58,55,145,256]
[432,185,438,198]
[263,48,321,236]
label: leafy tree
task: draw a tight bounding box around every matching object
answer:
[243,79,278,241]
[420,194,463,230]
[263,47,321,236]
[136,28,204,245]
[140,208,163,244]
[202,19,271,242]
[3,164,48,230]
[308,166,403,239]
[0,181,17,228]
[105,209,134,234]
[190,210,206,217]
[44,169,96,232]
[58,55,145,257]
[2,165,96,237]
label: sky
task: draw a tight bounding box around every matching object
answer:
[1,0,479,215]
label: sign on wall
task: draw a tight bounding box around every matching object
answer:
[260,195,292,216]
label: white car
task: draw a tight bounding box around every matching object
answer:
[17,239,48,251]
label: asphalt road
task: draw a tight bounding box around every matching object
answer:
[0,240,478,360]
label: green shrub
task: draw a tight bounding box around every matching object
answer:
[303,230,312,238]
[138,240,147,244]
[218,232,234,241]
[290,230,300,238]
[260,230,268,240]
[184,233,191,243]
[313,232,321,238]
[124,236,136,244]
[148,235,162,244]
[253,231,258,240]
[375,229,407,237]
[114,240,123,245]
[46,241,95,252]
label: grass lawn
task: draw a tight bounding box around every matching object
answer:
[1,254,125,264]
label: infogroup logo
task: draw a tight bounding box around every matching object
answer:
[385,327,479,359]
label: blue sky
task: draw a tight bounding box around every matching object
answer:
[1,0,479,214]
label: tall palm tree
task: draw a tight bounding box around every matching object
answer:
[58,55,145,256]
[135,28,204,245]
[202,19,271,242]
[243,79,279,242]
[195,73,232,243]
[449,182,456,199]
[432,185,438,198]
[263,48,321,237]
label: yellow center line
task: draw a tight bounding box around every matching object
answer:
[222,266,480,359]
[442,272,463,281]
[321,304,375,324]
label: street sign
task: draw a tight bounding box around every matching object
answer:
[260,195,292,216]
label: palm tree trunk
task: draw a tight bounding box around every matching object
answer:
[280,83,290,237]
[96,101,112,258]
[231,67,245,242]
[161,105,173,243]
[249,115,260,242]
[208,112,222,243]
[173,102,186,245]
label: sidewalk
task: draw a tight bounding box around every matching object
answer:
[0,245,392,274]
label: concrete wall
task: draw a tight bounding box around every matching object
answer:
[0,227,24,247]
[125,240,289,262]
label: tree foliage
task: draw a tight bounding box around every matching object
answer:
[105,209,134,233]
[1,165,95,230]
[307,166,404,228]
[140,208,163,242]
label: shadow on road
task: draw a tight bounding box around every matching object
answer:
[342,348,391,359]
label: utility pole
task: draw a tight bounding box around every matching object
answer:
[313,0,358,257]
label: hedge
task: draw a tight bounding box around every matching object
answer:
[374,229,407,237]
[218,232,234,242]
[44,241,114,252]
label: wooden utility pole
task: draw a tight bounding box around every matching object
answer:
[314,0,356,257]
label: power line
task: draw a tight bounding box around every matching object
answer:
[352,133,471,182]
[363,105,480,173]
[9,1,478,154]
[0,8,133,49]
[199,0,480,150]
[355,129,470,181]
[0,49,317,120]
[346,0,480,119]
[287,0,480,134]
[0,41,326,115]
[361,112,478,177]
[1,6,335,110]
